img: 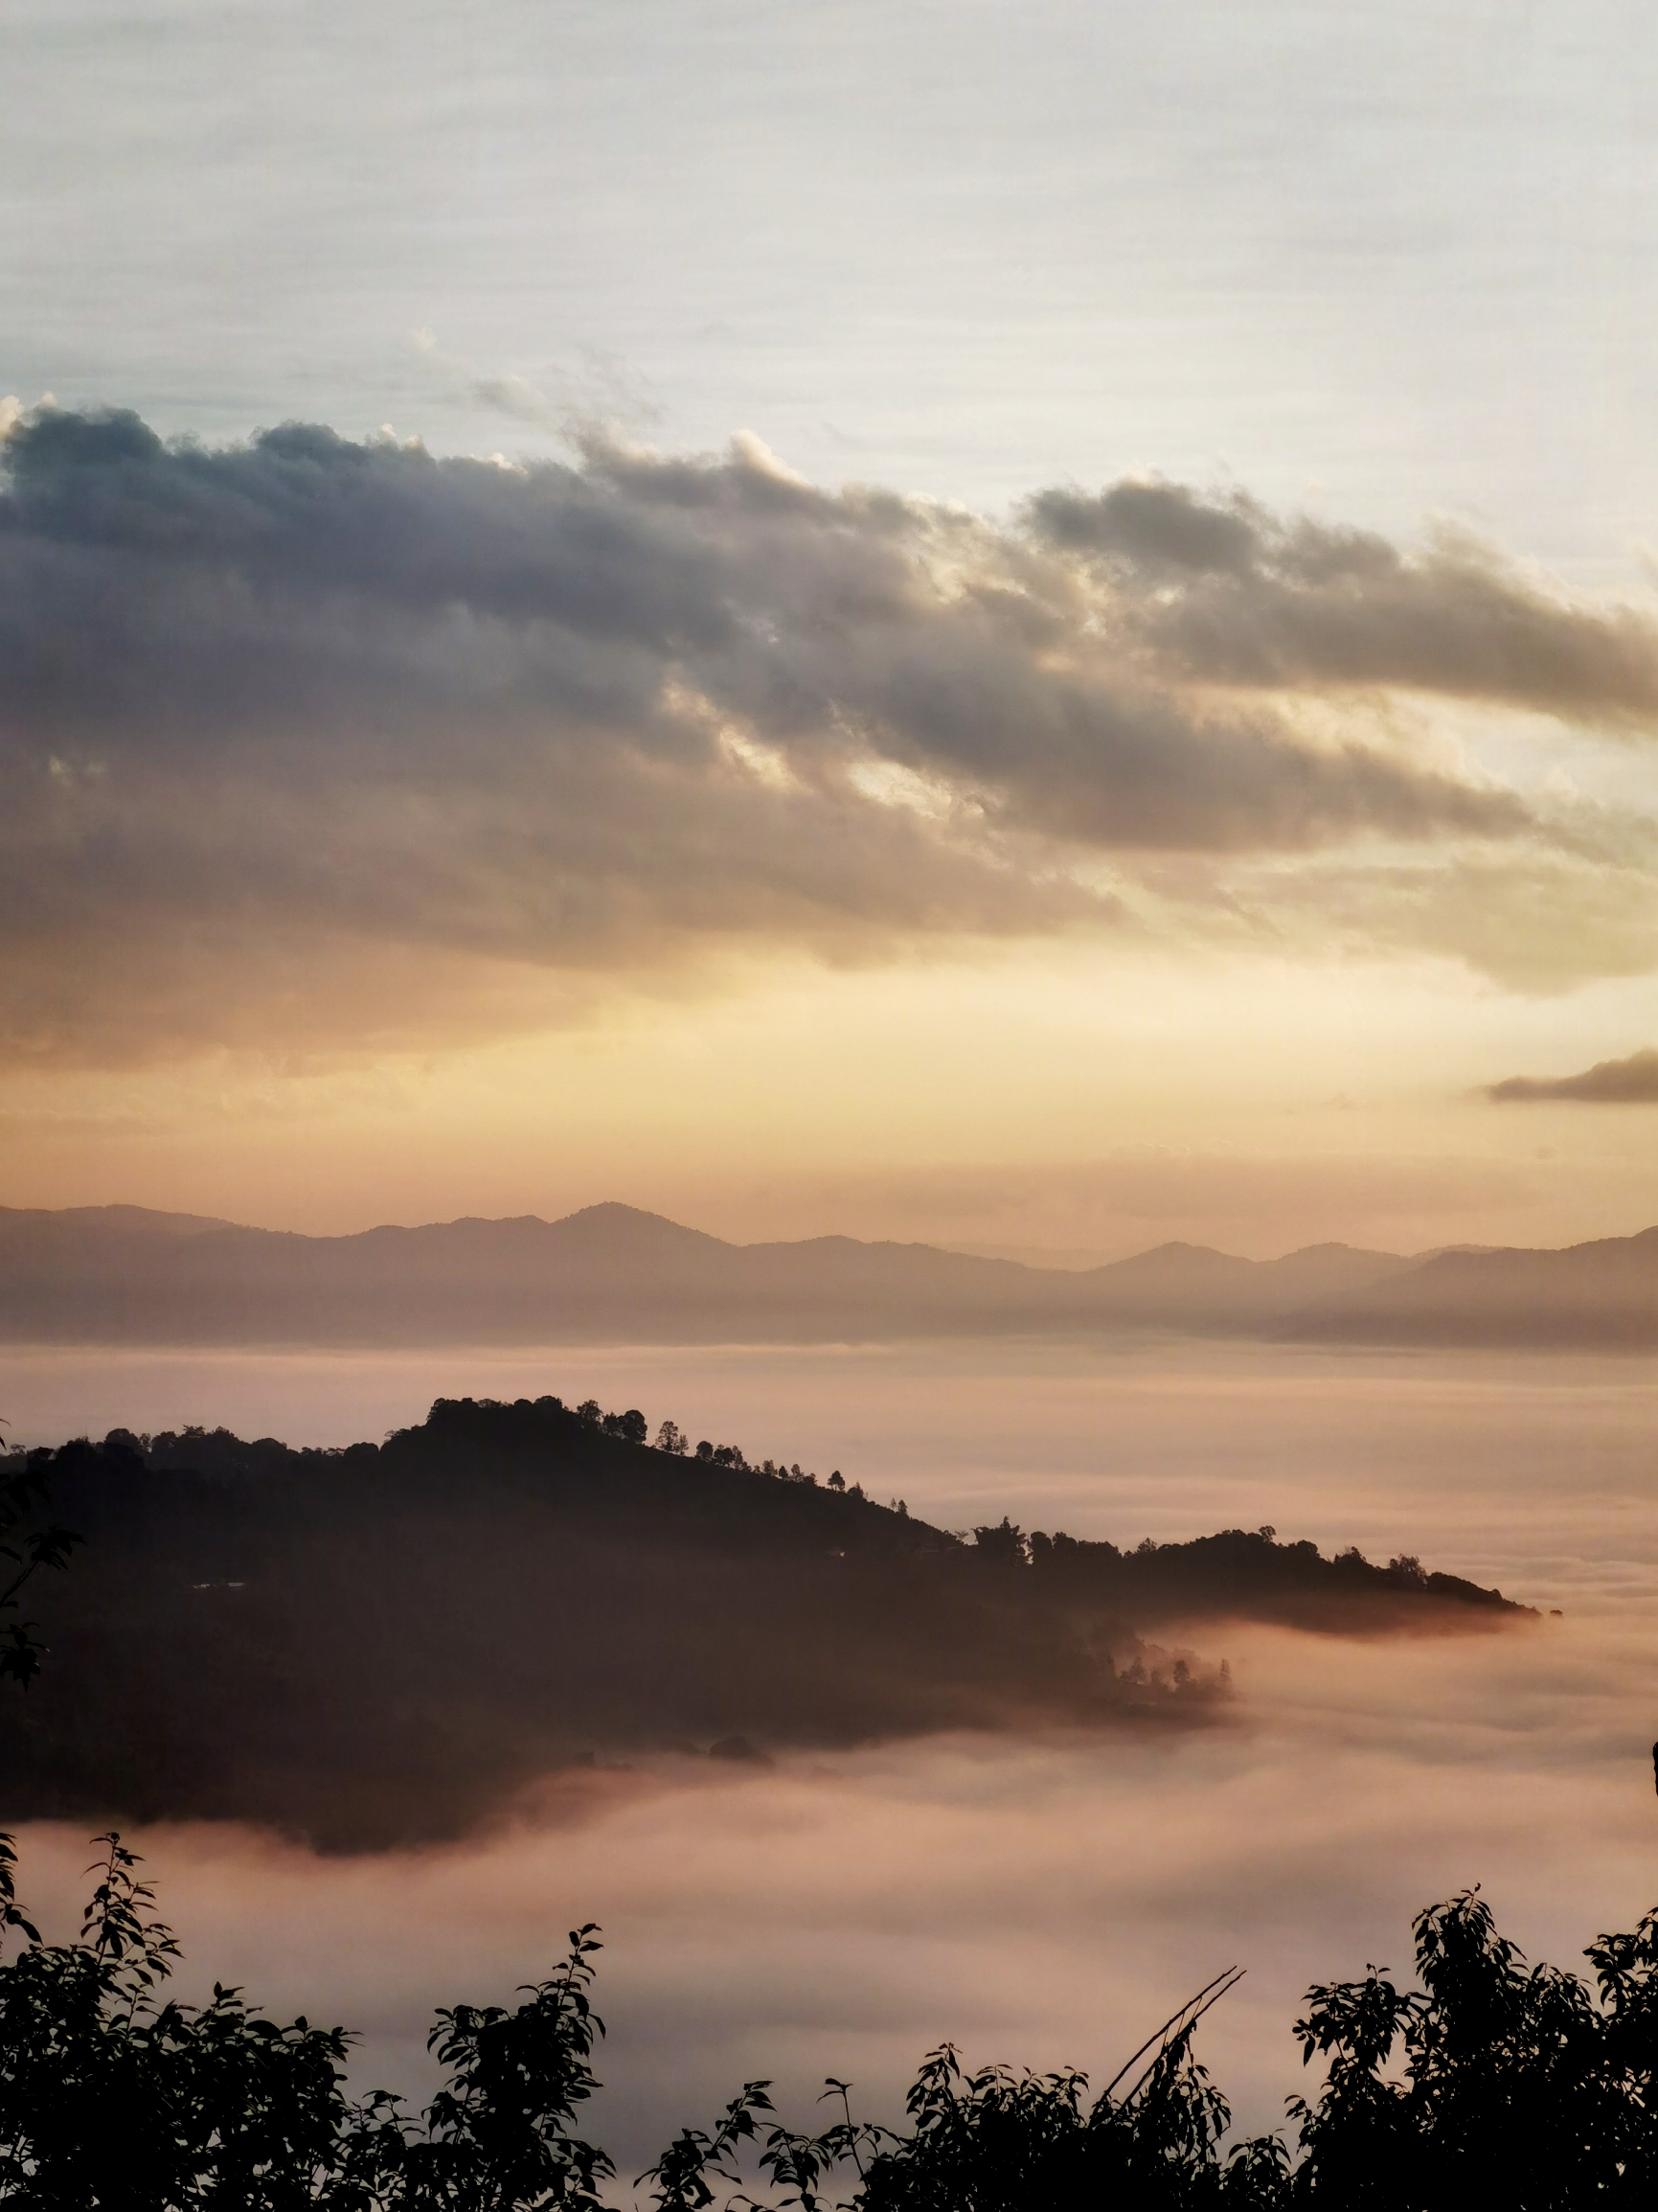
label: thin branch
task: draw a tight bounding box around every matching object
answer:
[1101,1966,1245,2104]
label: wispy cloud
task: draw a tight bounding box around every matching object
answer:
[411,331,661,438]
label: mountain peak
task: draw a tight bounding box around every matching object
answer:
[549,1202,735,1252]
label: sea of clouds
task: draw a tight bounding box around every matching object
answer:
[7,1341,1658,2169]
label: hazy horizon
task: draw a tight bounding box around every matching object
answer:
[0,1186,1495,1263]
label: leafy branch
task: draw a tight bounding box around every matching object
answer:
[0,1450,80,1693]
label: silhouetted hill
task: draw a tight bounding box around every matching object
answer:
[0,1397,1528,1849]
[0,1200,1414,1345]
[1290,1224,1658,1347]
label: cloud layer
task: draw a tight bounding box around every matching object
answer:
[4,407,1655,1062]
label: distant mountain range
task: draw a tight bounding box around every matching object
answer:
[1287,1224,1658,1349]
[3,1200,1656,1349]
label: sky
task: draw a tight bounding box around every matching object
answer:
[6,0,1658,1257]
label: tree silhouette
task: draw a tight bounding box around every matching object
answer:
[0,1451,79,1691]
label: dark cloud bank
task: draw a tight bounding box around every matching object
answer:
[4,407,1654,1061]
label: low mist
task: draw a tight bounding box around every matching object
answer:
[8,1609,1655,2170]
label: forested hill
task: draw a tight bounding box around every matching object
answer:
[2,1396,1529,1850]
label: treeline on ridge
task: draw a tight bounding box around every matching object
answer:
[0,1394,1527,1850]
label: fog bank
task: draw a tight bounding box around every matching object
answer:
[9,1609,1655,2168]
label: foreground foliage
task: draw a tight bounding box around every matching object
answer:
[2,1836,1657,2207]
[0,1457,79,1692]
[0,1835,611,2210]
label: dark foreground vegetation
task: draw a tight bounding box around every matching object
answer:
[2,1830,1656,2208]
[1,1396,1526,1848]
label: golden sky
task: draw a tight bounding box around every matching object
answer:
[7,3,1658,1260]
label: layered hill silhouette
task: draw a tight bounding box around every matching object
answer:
[2,1396,1524,1849]
[6,1198,1658,1346]
[0,1197,1411,1344]
[1288,1224,1658,1348]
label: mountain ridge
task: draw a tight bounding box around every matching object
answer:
[0,1199,1411,1345]
[1289,1222,1658,1348]
[4,1200,1657,1347]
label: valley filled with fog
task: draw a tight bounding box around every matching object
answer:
[6,1339,1658,2164]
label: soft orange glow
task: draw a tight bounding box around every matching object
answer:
[7,942,1658,1256]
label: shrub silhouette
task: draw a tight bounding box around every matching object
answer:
[1288,1888,1658,2205]
[0,1834,614,2208]
[3,1832,1658,2207]
[0,1454,79,1691]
